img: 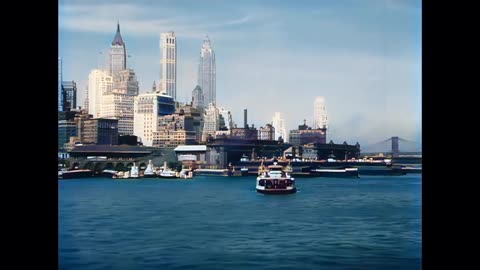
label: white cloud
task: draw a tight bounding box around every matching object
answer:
[60,3,252,39]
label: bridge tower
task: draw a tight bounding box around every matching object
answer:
[392,136,399,157]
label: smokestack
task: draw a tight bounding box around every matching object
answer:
[244,109,248,128]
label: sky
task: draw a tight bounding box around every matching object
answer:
[59,0,422,151]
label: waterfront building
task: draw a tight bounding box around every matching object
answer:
[133,92,175,146]
[198,36,216,106]
[81,118,119,145]
[109,22,127,80]
[66,145,172,173]
[206,138,288,168]
[88,69,112,118]
[58,57,63,111]
[62,80,77,111]
[101,93,134,136]
[272,112,287,142]
[288,121,327,146]
[314,141,360,160]
[160,31,177,100]
[173,145,207,166]
[153,113,196,148]
[176,105,203,143]
[313,96,328,129]
[231,126,258,140]
[191,85,205,111]
[230,109,258,140]
[258,124,275,140]
[58,111,77,149]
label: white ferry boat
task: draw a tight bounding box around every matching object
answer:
[256,162,296,194]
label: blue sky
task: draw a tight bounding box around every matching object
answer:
[59,0,421,151]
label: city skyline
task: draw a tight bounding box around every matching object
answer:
[59,0,421,148]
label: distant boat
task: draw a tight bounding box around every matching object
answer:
[256,161,296,194]
[310,167,359,178]
[240,154,249,176]
[101,169,118,178]
[59,169,93,179]
[130,163,139,178]
[194,168,230,176]
[143,160,157,178]
[178,168,193,179]
[158,161,177,178]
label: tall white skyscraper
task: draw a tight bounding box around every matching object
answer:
[198,36,216,106]
[88,69,112,118]
[109,22,126,80]
[272,112,287,142]
[313,96,328,129]
[160,31,177,100]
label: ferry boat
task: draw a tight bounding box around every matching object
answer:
[256,162,296,194]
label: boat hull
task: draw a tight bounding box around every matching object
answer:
[158,174,177,179]
[256,187,297,194]
[311,169,359,178]
[60,170,93,179]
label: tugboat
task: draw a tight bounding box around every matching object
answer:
[256,161,296,194]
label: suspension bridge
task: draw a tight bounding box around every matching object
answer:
[361,137,421,157]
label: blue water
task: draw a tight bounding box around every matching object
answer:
[59,175,421,270]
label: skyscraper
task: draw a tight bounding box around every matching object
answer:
[102,69,139,136]
[160,31,177,100]
[313,96,328,129]
[88,69,112,118]
[109,22,126,80]
[272,112,287,142]
[198,36,216,106]
[58,57,63,111]
[191,85,205,110]
[62,81,77,111]
[133,92,175,146]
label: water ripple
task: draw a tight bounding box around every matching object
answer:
[60,175,421,270]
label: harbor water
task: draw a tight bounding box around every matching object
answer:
[59,175,421,270]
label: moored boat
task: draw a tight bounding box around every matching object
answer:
[193,168,231,176]
[143,160,157,178]
[310,167,359,178]
[59,169,94,179]
[158,161,177,178]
